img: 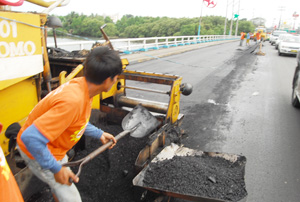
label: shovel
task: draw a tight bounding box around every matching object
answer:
[62,104,159,181]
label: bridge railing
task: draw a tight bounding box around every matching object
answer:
[48,35,239,54]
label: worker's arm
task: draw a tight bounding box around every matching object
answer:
[84,122,103,139]
[20,124,78,185]
[84,122,116,148]
[21,124,61,173]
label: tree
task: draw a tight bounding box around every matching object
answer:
[180,25,195,35]
[104,16,113,24]
[54,12,255,39]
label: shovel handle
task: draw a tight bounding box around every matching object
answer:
[82,129,131,161]
[62,129,132,182]
[100,24,114,50]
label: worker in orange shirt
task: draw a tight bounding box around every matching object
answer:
[256,31,261,44]
[240,32,246,46]
[16,47,122,202]
[0,123,24,202]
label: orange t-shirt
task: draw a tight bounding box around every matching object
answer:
[241,32,245,39]
[256,33,261,40]
[17,77,92,161]
[0,147,24,202]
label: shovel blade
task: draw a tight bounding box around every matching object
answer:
[122,104,160,138]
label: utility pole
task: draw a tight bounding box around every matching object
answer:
[292,12,299,30]
[278,6,285,30]
[198,0,204,37]
[229,0,234,35]
[224,0,229,35]
[234,0,240,36]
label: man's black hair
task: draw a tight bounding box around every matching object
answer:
[84,47,122,84]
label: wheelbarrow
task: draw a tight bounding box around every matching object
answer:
[62,104,160,180]
[133,144,248,202]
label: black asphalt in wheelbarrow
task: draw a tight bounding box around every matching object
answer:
[133,144,247,202]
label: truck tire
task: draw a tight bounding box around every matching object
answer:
[292,88,300,108]
[292,66,300,108]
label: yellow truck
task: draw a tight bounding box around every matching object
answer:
[1,1,192,200]
[253,26,267,41]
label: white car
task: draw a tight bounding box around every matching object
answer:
[275,34,290,50]
[270,30,288,45]
[278,35,300,56]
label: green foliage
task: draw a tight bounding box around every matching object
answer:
[53,12,255,39]
[237,21,255,33]
[181,24,195,35]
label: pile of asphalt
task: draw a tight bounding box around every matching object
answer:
[143,154,247,202]
[47,47,90,58]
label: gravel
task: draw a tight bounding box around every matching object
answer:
[143,155,247,202]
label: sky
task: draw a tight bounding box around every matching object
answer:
[11,0,300,29]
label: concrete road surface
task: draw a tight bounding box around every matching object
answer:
[128,40,300,202]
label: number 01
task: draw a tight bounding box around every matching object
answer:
[0,20,17,38]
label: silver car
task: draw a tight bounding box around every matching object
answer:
[292,52,300,107]
[270,30,288,45]
[278,35,300,56]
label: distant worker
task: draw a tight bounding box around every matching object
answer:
[261,32,265,42]
[240,32,246,46]
[246,32,251,46]
[0,123,24,202]
[16,47,122,202]
[256,31,261,44]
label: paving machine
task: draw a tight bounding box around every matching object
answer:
[0,0,193,200]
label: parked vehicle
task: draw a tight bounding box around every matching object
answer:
[292,52,300,107]
[278,35,300,56]
[270,30,288,45]
[275,34,290,50]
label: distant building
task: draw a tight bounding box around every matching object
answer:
[103,13,120,23]
[250,17,266,27]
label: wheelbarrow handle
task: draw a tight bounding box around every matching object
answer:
[79,129,132,163]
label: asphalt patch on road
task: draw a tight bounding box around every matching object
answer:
[181,44,258,150]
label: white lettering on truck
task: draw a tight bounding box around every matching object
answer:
[0,20,36,58]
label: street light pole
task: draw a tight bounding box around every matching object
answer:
[224,0,229,35]
[278,6,285,30]
[234,0,240,36]
[198,0,204,37]
[293,12,299,30]
[229,0,234,35]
